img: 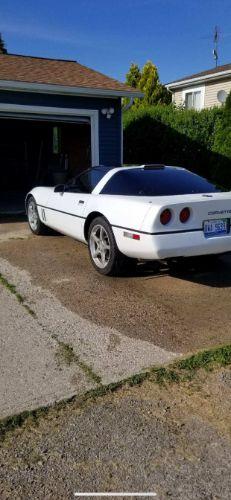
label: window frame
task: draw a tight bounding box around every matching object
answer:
[182,86,205,110]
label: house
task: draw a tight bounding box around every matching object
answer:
[0,53,141,213]
[166,63,231,110]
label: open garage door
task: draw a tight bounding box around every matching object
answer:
[0,116,91,215]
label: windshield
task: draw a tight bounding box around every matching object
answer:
[100,167,222,196]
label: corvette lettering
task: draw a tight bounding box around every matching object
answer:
[208,209,231,215]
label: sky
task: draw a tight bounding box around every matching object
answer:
[1,0,231,84]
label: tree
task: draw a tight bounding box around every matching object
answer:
[123,63,141,108]
[0,33,7,54]
[125,63,141,88]
[124,60,171,107]
[139,61,159,103]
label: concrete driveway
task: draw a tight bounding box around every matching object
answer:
[0,220,231,417]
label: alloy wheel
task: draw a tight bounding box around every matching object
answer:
[28,200,39,232]
[89,224,111,269]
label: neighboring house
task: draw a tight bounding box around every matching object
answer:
[0,53,141,212]
[166,63,231,110]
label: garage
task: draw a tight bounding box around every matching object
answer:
[0,53,141,214]
[0,117,91,213]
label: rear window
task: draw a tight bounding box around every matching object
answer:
[100,167,221,196]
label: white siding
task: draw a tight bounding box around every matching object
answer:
[172,89,183,106]
[172,85,204,108]
[171,77,231,109]
[204,78,231,108]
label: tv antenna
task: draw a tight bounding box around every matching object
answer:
[213,26,220,67]
[202,26,231,66]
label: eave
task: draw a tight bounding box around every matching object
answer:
[166,69,231,90]
[0,79,144,99]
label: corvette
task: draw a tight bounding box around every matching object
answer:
[26,164,231,275]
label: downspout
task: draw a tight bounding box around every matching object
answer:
[123,97,134,112]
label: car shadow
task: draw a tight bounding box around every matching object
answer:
[168,255,231,288]
[127,255,231,288]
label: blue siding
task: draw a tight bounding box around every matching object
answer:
[0,90,122,166]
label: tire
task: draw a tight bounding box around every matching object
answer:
[26,196,49,235]
[88,216,136,276]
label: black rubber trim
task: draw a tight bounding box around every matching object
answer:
[112,223,202,236]
[37,204,86,220]
[37,205,202,235]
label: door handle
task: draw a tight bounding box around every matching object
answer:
[78,200,85,205]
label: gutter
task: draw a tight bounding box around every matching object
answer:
[0,79,144,99]
[166,69,231,90]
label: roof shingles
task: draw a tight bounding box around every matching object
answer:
[0,53,134,93]
[167,63,231,86]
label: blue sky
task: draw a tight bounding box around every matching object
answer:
[1,0,231,84]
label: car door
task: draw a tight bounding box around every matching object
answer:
[44,171,94,241]
[43,168,107,241]
[46,187,89,241]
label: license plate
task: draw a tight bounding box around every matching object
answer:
[204,218,229,237]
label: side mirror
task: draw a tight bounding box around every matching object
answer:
[54,184,65,193]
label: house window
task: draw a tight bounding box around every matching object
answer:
[183,86,205,110]
[185,91,201,109]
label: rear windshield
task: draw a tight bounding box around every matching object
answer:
[100,167,221,196]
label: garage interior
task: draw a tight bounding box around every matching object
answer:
[0,117,91,215]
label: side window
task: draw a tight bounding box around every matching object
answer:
[67,169,106,193]
[76,172,92,193]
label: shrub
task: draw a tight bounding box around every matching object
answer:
[213,91,231,158]
[123,104,231,187]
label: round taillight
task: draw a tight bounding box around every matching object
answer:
[160,208,172,225]
[180,207,190,223]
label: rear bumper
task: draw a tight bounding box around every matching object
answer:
[153,231,231,259]
[113,227,231,260]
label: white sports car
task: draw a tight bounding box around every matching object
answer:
[26,164,231,275]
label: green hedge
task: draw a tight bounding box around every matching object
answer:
[213,91,231,160]
[123,104,231,187]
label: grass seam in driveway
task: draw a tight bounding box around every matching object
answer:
[0,273,36,317]
[53,334,102,385]
[0,343,230,443]
[0,273,102,385]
